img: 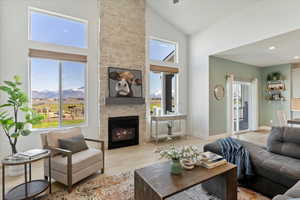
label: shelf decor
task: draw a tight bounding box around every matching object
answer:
[265,72,286,101]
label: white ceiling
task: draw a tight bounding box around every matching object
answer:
[146,0,261,35]
[214,29,300,67]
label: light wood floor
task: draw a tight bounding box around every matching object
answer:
[0,131,269,199]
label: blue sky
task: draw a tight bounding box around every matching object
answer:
[149,39,176,95]
[31,11,175,94]
[31,58,85,91]
[31,11,86,48]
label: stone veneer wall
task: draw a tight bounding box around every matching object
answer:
[99,0,146,149]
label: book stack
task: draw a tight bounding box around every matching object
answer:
[17,149,48,158]
[200,151,227,169]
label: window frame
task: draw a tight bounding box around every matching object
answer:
[28,7,89,131]
[149,36,179,66]
[28,7,88,49]
[148,36,179,115]
[29,57,88,130]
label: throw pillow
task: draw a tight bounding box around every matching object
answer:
[58,135,88,154]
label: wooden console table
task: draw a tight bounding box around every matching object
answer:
[150,114,187,144]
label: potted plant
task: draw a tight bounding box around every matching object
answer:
[0,76,43,175]
[267,74,273,82]
[272,72,282,81]
[156,144,183,174]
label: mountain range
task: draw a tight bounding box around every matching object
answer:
[32,87,85,99]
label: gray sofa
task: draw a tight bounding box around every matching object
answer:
[204,127,300,198]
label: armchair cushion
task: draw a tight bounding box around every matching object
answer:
[58,135,88,154]
[46,127,82,154]
[50,148,103,174]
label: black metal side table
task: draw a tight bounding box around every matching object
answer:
[2,150,52,200]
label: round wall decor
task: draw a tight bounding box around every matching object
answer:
[214,85,225,101]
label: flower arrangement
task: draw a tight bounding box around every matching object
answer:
[155,145,202,174]
[181,145,201,161]
[156,144,182,161]
[156,144,201,161]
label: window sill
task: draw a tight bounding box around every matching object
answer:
[30,123,88,133]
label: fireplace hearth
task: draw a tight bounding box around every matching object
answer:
[108,116,139,149]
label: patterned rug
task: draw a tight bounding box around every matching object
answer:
[42,171,270,200]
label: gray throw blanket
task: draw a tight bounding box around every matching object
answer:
[217,137,254,180]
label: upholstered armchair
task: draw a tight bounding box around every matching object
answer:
[40,127,104,192]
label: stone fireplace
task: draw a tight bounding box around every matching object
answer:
[108,116,139,149]
[99,0,146,149]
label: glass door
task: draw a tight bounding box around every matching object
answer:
[233,81,250,133]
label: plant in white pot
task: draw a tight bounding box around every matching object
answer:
[0,76,43,175]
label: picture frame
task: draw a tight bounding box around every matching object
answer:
[108,67,143,98]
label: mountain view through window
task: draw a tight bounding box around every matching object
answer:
[30,9,87,129]
[149,39,177,114]
[31,59,85,128]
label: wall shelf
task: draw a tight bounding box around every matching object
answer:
[266,79,286,101]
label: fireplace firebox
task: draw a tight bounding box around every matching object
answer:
[108,116,139,149]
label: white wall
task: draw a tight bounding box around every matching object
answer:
[0,0,99,160]
[145,6,189,134]
[189,0,300,138]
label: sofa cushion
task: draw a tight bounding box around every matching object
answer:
[58,135,88,154]
[50,148,102,174]
[267,126,300,159]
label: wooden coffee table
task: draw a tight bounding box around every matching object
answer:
[134,161,237,200]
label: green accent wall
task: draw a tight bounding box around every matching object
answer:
[209,56,262,135]
[209,56,291,135]
[260,64,291,126]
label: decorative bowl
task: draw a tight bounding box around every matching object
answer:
[180,159,196,170]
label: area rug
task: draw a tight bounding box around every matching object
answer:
[42,171,270,200]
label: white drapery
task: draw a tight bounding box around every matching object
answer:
[250,78,259,131]
[226,74,234,135]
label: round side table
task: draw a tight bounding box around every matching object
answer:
[2,150,52,200]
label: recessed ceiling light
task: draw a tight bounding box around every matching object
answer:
[294,56,300,59]
[268,46,276,50]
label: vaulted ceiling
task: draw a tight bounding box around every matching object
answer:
[146,0,261,35]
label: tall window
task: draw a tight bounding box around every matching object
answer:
[149,38,178,115]
[29,8,87,129]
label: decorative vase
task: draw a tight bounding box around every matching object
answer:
[171,159,183,175]
[5,153,26,176]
